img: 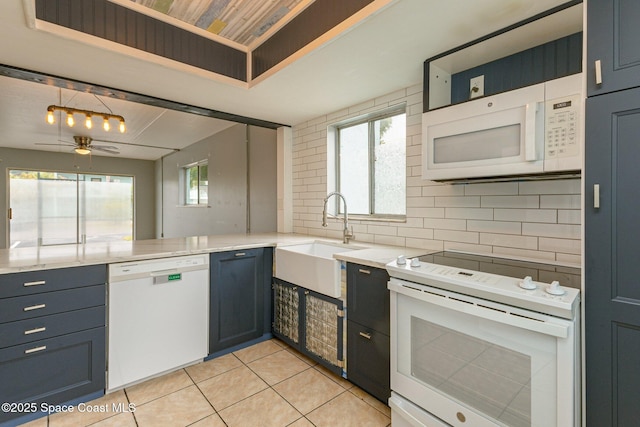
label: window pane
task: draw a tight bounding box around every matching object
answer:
[374,113,406,215]
[199,164,208,204]
[80,175,133,243]
[339,123,369,215]
[9,171,78,247]
[186,166,199,205]
[9,170,134,248]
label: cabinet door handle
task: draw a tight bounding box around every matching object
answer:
[235,252,246,257]
[24,327,47,335]
[23,280,46,287]
[358,269,371,275]
[25,345,47,354]
[359,331,372,340]
[595,60,603,85]
[23,304,46,312]
[594,184,600,209]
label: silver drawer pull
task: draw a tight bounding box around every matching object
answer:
[24,327,47,335]
[358,269,371,275]
[25,345,47,354]
[235,252,246,257]
[359,331,372,340]
[23,304,46,312]
[23,280,46,287]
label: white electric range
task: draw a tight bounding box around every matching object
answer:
[386,251,581,427]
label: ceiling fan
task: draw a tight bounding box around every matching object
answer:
[36,135,119,155]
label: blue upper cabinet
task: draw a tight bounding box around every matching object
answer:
[587,0,640,96]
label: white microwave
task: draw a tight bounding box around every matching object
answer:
[422,73,583,182]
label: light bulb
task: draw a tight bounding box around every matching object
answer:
[119,120,126,133]
[46,110,55,125]
[75,147,91,155]
[85,115,92,129]
[103,117,110,131]
[66,112,75,127]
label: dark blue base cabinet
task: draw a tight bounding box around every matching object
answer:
[0,265,107,427]
[209,248,273,357]
[345,263,390,403]
[271,278,344,376]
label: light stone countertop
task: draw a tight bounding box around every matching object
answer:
[0,233,433,274]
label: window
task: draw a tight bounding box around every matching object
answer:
[9,170,134,248]
[335,108,406,218]
[184,162,208,205]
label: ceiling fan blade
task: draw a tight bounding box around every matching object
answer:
[91,146,120,154]
[35,142,74,146]
[91,138,180,152]
[91,144,119,150]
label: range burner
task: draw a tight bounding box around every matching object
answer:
[386,251,580,319]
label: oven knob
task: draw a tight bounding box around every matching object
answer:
[410,258,421,268]
[396,255,407,265]
[519,276,536,290]
[546,280,566,296]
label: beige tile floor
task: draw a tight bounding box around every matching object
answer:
[20,339,391,427]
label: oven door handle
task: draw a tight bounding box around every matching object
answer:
[389,281,569,338]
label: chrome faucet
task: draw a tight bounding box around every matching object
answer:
[322,192,355,244]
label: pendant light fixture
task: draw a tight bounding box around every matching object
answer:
[45,105,126,133]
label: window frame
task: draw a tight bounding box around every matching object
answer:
[183,161,208,206]
[332,105,406,221]
[7,168,135,247]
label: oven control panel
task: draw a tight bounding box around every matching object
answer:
[386,258,579,319]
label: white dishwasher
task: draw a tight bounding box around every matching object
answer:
[107,254,209,391]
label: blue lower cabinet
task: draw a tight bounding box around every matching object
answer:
[209,248,273,356]
[0,265,107,427]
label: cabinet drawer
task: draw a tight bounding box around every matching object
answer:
[0,306,105,349]
[0,285,105,324]
[0,264,106,299]
[347,263,390,335]
[0,327,106,425]
[346,320,390,403]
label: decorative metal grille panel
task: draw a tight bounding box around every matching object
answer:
[273,282,299,343]
[305,294,339,365]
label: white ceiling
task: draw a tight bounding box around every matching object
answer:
[0,0,577,160]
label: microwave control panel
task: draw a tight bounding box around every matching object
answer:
[544,93,581,159]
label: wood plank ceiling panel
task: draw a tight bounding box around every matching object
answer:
[132,0,308,46]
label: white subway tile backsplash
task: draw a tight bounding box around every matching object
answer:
[540,195,581,209]
[405,238,444,251]
[557,253,581,266]
[492,247,556,262]
[479,233,538,250]
[367,225,398,236]
[423,218,467,231]
[434,229,479,244]
[481,196,539,209]
[523,223,580,239]
[519,179,581,195]
[463,182,518,196]
[443,242,492,254]
[539,237,581,255]
[446,208,493,220]
[435,196,481,208]
[406,207,444,218]
[468,220,521,235]
[398,227,434,240]
[494,209,557,223]
[291,86,583,264]
[374,235,406,246]
[558,210,581,224]
[422,184,465,197]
